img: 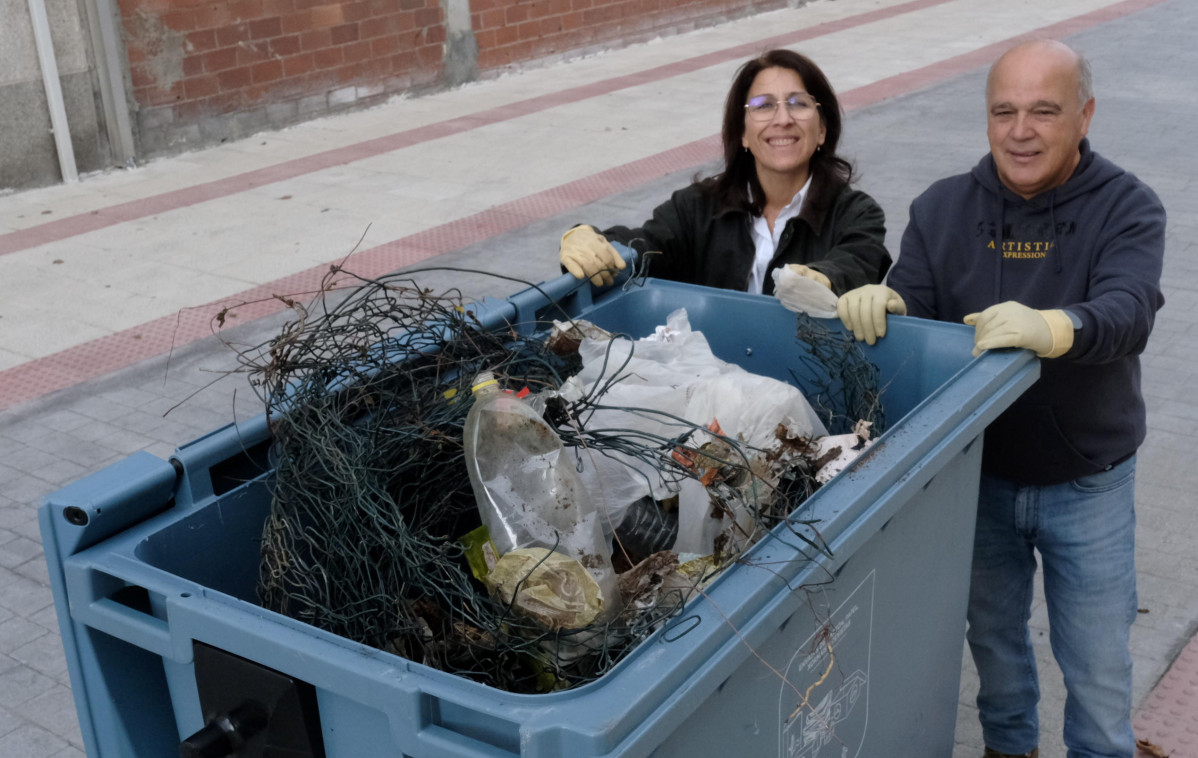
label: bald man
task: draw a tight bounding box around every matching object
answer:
[839,40,1166,758]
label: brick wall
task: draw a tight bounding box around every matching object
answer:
[121,0,447,154]
[472,0,787,69]
[118,0,788,157]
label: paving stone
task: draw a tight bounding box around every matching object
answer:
[1,448,62,476]
[11,684,79,741]
[0,616,47,658]
[0,722,69,758]
[0,464,24,487]
[26,605,59,634]
[0,437,31,463]
[23,434,119,471]
[1,477,54,508]
[34,413,91,435]
[11,551,48,585]
[50,420,114,444]
[0,508,28,533]
[0,570,53,619]
[88,427,158,457]
[0,423,56,447]
[0,701,24,738]
[0,661,56,711]
[27,461,89,489]
[54,397,130,424]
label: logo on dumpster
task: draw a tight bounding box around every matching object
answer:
[778,571,874,758]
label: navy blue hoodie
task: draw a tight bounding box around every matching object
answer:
[889,139,1166,485]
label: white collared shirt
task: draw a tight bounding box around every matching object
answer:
[747,176,812,294]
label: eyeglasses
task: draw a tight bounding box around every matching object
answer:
[744,93,821,122]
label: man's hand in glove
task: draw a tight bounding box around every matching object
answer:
[964,302,1074,358]
[837,284,907,345]
[560,226,626,287]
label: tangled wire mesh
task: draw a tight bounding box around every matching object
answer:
[232,265,885,694]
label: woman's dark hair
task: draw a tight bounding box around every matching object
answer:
[701,49,854,214]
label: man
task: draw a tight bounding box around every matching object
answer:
[838,39,1166,758]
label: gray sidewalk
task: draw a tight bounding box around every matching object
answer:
[1,0,1196,756]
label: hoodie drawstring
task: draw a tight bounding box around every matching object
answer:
[994,195,1005,303]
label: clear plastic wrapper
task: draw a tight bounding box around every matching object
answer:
[463,372,621,626]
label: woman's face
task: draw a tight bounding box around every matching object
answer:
[741,67,826,187]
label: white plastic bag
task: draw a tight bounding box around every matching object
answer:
[772,265,839,318]
[560,309,828,557]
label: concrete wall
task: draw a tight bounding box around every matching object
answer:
[0,0,113,190]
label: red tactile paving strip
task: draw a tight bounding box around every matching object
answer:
[1135,635,1198,757]
[0,0,1171,412]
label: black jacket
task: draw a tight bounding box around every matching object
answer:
[889,140,1166,484]
[598,179,890,295]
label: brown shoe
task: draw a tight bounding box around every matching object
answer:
[982,749,1039,758]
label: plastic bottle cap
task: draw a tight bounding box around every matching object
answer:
[472,378,499,393]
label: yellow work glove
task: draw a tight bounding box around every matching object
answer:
[786,263,833,291]
[963,302,1074,358]
[837,284,907,345]
[560,226,626,287]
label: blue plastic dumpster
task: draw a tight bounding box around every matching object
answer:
[40,269,1038,758]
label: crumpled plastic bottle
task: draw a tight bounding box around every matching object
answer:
[463,371,620,627]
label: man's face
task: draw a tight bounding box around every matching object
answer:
[986,44,1095,199]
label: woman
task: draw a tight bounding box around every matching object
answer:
[559,49,890,295]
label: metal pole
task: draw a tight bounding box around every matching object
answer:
[26,0,79,183]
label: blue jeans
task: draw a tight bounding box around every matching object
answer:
[966,456,1138,758]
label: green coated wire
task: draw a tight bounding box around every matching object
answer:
[233,265,883,693]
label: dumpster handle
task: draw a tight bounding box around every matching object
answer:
[418,723,518,758]
[504,274,592,336]
[85,596,171,652]
[502,244,638,335]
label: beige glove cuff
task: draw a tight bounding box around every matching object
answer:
[1038,309,1075,359]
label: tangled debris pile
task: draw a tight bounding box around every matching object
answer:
[238,269,884,694]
